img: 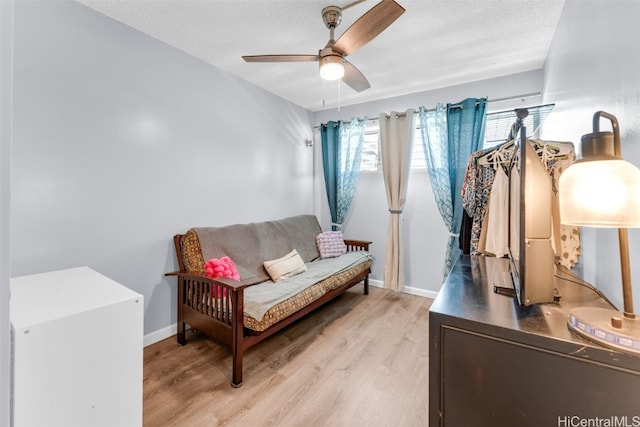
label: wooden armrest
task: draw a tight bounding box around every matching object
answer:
[344,239,372,251]
[165,271,249,290]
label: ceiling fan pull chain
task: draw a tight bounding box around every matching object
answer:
[323,78,326,108]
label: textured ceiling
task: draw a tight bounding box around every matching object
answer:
[77,0,566,112]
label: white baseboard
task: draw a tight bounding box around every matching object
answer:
[403,286,439,299]
[369,278,384,288]
[143,280,438,347]
[144,323,177,347]
[369,278,439,299]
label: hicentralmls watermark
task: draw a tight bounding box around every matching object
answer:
[558,416,640,427]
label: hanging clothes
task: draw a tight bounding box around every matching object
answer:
[459,209,473,254]
[461,141,515,255]
[461,138,580,269]
[532,139,580,268]
[461,146,496,254]
[482,165,510,257]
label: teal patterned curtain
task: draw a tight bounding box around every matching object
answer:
[321,117,367,230]
[337,118,366,228]
[419,104,451,277]
[420,98,487,278]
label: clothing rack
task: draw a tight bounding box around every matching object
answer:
[508,108,529,141]
[476,110,526,168]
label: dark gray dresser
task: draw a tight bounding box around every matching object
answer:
[429,255,640,427]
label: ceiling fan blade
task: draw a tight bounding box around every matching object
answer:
[242,54,319,63]
[342,60,370,92]
[333,0,405,56]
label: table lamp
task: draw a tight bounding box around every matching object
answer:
[558,111,640,355]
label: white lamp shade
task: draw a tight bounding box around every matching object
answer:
[319,56,344,80]
[559,158,640,227]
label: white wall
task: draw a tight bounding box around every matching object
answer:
[1,1,13,425]
[9,1,315,337]
[542,0,640,314]
[313,70,544,296]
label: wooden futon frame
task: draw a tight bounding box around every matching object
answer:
[166,235,371,387]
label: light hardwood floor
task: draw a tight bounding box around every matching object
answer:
[143,286,433,427]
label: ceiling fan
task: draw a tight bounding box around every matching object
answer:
[242,0,405,93]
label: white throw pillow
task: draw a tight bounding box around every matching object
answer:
[263,249,308,282]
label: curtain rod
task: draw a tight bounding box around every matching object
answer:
[315,92,542,128]
[383,92,541,118]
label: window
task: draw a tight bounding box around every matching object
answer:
[359,104,554,171]
[360,122,426,172]
[483,104,555,149]
[360,126,380,172]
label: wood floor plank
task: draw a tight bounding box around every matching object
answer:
[143,286,433,427]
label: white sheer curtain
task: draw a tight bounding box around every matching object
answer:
[379,108,415,291]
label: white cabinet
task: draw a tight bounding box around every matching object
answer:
[10,267,143,427]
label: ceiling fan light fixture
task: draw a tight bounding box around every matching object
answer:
[242,0,405,92]
[319,55,345,81]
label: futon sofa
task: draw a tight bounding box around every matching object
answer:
[167,214,372,387]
